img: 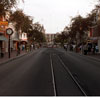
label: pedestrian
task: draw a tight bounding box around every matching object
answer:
[92,45,96,54]
[83,44,88,55]
[31,44,33,50]
[87,45,91,54]
[64,44,67,50]
[95,45,99,53]
[79,45,82,51]
[73,44,76,52]
[65,44,68,51]
[17,46,20,56]
[22,45,25,51]
[79,45,82,53]
[70,44,73,51]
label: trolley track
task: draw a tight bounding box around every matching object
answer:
[50,54,57,96]
[50,53,87,96]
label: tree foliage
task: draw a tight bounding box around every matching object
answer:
[10,10,33,33]
[55,15,94,44]
[0,0,22,16]
[27,23,46,43]
[10,10,46,44]
[55,0,100,45]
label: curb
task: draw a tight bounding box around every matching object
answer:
[67,51,100,62]
[84,55,100,62]
[0,49,40,66]
[0,53,27,66]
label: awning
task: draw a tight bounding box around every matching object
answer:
[12,39,20,42]
[0,36,8,41]
[20,39,28,42]
[0,32,4,34]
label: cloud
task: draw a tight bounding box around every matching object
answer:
[18,0,97,33]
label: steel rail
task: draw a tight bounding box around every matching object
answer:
[56,54,87,96]
[50,54,57,96]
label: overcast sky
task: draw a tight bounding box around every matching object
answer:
[18,0,98,33]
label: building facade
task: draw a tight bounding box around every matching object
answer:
[89,17,100,52]
[0,14,28,57]
[0,16,8,55]
[45,33,58,44]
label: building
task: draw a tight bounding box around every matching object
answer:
[45,33,58,44]
[0,15,8,56]
[19,32,28,49]
[89,10,100,53]
[8,22,19,51]
[90,26,100,53]
[9,24,28,51]
[0,13,28,56]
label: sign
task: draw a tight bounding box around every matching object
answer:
[0,21,8,26]
[0,21,8,34]
[6,28,13,35]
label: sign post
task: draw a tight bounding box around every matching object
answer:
[6,28,13,58]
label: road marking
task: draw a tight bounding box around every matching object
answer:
[57,55,87,96]
[50,54,57,96]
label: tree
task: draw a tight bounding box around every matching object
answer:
[27,23,46,44]
[54,34,63,44]
[32,22,45,33]
[10,10,33,33]
[68,15,91,43]
[21,16,33,33]
[0,0,23,16]
[54,32,69,45]
[10,10,46,44]
[59,0,100,47]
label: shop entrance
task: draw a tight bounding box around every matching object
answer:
[0,41,2,57]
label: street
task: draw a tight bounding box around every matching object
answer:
[0,48,100,96]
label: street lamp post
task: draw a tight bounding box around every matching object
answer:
[6,28,13,58]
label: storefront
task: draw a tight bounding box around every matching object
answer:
[20,40,27,50]
[0,35,8,57]
[90,24,100,53]
[12,40,20,51]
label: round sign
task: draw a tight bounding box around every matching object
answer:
[6,28,13,35]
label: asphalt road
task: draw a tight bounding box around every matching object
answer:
[0,48,100,96]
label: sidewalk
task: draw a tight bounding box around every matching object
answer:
[76,51,100,59]
[87,53,100,59]
[64,48,100,60]
[73,49,100,59]
[0,50,26,64]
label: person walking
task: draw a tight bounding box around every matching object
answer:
[95,45,99,53]
[83,44,88,55]
[92,45,96,54]
[16,44,20,56]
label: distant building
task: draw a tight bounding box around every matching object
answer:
[45,33,58,44]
